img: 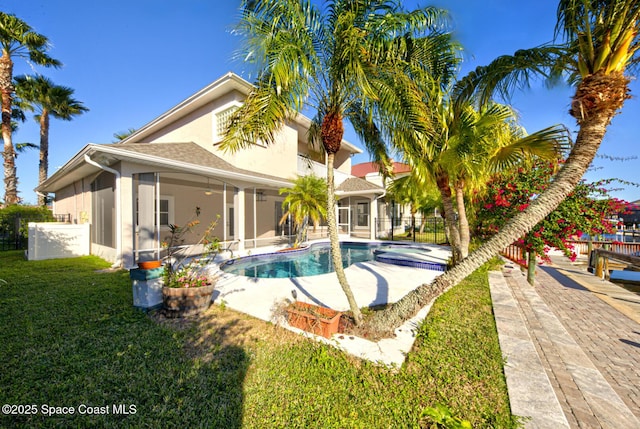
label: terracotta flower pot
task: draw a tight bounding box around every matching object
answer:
[286,301,342,338]
[162,283,215,318]
[138,260,162,270]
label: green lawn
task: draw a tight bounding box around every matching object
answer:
[0,250,519,428]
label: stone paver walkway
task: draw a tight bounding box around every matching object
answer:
[490,256,640,428]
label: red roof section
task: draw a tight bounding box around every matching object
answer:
[351,161,411,178]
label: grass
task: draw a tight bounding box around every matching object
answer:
[0,250,519,428]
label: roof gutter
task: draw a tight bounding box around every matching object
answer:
[84,154,123,268]
[335,189,384,197]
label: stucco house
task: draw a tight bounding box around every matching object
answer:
[37,72,384,268]
[351,161,420,238]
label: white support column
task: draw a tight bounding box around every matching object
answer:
[253,188,257,249]
[348,197,352,236]
[370,195,378,240]
[155,173,161,260]
[223,183,227,243]
[120,170,134,268]
[235,187,246,251]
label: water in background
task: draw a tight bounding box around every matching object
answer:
[584,231,640,243]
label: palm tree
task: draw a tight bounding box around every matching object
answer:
[221,0,454,325]
[113,128,136,142]
[367,0,639,334]
[0,12,60,205]
[403,87,567,264]
[279,175,328,248]
[439,103,568,259]
[15,74,88,205]
[386,173,439,238]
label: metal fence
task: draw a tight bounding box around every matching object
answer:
[376,216,448,244]
[0,213,71,251]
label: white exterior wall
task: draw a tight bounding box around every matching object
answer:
[222,125,298,180]
[52,180,92,224]
[28,223,91,260]
[137,90,301,180]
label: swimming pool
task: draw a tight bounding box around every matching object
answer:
[220,241,449,278]
[221,242,379,278]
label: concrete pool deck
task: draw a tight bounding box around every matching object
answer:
[206,239,451,366]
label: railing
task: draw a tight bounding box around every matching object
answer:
[501,244,527,267]
[500,239,640,269]
[568,240,640,256]
[296,154,352,183]
[376,216,447,244]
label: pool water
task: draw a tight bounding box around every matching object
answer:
[221,242,379,278]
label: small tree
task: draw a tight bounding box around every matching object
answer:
[474,159,629,283]
[279,175,327,248]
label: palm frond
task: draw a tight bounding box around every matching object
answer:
[453,45,566,107]
[490,124,571,171]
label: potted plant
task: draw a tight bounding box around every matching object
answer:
[286,301,342,338]
[162,261,216,318]
[161,208,222,318]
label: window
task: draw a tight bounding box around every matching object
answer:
[135,196,174,228]
[158,198,171,226]
[214,105,239,142]
[356,202,369,228]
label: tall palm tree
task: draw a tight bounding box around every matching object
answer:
[0,12,60,205]
[221,0,454,325]
[367,0,639,334]
[279,175,328,247]
[15,74,88,205]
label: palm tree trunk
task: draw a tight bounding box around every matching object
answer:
[327,152,362,325]
[436,172,461,264]
[38,110,50,206]
[365,101,613,335]
[455,181,470,259]
[0,55,18,205]
[410,205,417,238]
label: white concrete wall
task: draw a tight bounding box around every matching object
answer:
[28,223,91,261]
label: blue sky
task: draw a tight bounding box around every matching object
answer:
[4,0,639,205]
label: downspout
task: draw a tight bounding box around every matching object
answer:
[35,190,48,205]
[84,154,122,268]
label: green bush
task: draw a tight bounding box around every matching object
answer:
[0,205,55,234]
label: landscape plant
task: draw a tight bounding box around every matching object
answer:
[278,175,327,248]
[222,0,458,325]
[14,74,89,205]
[367,0,640,334]
[161,207,220,289]
[0,12,60,205]
[474,159,629,283]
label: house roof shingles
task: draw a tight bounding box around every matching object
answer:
[336,177,383,193]
[114,142,289,184]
